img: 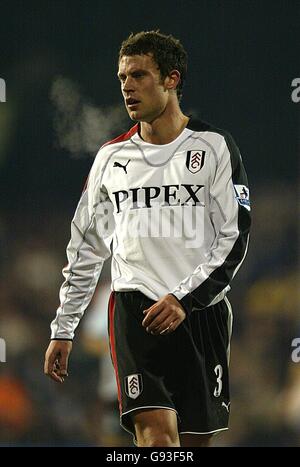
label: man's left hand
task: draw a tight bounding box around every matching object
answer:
[142,294,186,335]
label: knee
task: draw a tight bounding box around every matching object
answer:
[180,433,212,447]
[132,408,180,447]
[137,426,179,447]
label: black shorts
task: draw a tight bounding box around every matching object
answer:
[108,290,232,440]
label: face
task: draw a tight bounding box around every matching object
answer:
[118,54,170,123]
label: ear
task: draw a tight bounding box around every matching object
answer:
[164,70,181,92]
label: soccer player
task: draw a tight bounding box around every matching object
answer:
[44,31,251,447]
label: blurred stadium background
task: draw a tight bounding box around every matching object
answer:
[0,0,299,446]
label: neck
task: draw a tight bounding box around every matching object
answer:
[140,101,189,145]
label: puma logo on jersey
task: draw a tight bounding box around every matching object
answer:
[113,160,130,174]
[222,401,230,412]
[112,184,205,213]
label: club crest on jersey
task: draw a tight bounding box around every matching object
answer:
[124,373,143,399]
[186,150,206,174]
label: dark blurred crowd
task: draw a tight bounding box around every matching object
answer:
[0,179,299,447]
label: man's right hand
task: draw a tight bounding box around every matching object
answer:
[44,340,73,383]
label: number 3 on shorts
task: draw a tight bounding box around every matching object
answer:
[213,364,223,397]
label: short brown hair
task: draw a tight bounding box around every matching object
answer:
[119,30,187,100]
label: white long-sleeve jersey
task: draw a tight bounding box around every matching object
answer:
[51,118,251,340]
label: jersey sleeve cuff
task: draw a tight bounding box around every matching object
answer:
[51,337,73,341]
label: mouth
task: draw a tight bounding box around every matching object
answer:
[126,97,140,109]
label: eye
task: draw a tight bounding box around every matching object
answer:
[132,71,144,79]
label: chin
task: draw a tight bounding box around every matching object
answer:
[128,110,143,122]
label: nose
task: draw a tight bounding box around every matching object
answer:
[122,76,134,93]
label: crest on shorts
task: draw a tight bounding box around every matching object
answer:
[124,373,143,399]
[186,150,206,174]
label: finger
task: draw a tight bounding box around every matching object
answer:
[158,318,176,335]
[142,303,165,327]
[45,359,64,383]
[44,351,57,376]
[159,322,173,335]
[161,319,181,335]
[143,299,165,316]
[158,319,177,335]
[56,367,68,377]
[148,315,176,334]
[56,353,69,378]
[49,370,64,384]
[146,310,177,334]
[143,303,156,314]
[144,310,171,332]
[146,303,181,333]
